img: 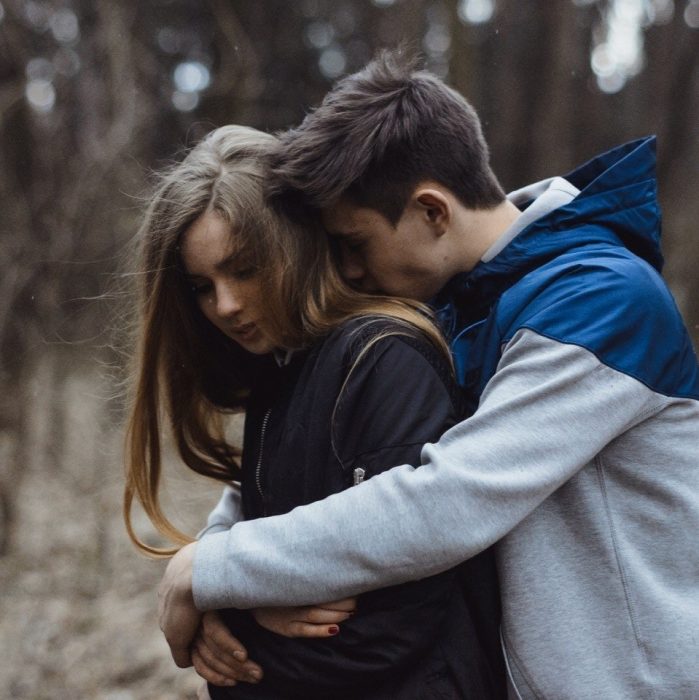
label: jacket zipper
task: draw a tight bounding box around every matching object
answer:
[255,408,272,513]
[353,467,365,485]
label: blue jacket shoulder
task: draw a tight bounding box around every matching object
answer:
[496,244,699,399]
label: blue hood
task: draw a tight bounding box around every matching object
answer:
[439,136,662,322]
[557,135,661,270]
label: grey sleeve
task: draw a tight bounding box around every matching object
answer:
[196,484,244,539]
[193,329,664,610]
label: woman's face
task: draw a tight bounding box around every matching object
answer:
[180,211,277,355]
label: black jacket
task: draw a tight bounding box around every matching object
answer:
[210,318,503,699]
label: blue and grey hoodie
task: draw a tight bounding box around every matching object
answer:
[194,137,699,699]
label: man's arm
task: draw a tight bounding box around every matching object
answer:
[160,551,353,686]
[192,328,664,610]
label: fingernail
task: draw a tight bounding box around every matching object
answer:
[233,651,245,661]
[250,669,262,680]
[328,625,340,635]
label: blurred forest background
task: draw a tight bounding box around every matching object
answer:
[0,0,697,697]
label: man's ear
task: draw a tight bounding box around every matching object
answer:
[412,187,451,236]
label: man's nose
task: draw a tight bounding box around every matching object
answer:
[340,250,366,283]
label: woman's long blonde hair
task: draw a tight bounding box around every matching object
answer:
[124,125,449,557]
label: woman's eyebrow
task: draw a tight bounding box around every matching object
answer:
[214,251,240,271]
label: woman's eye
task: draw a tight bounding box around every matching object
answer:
[230,266,257,280]
[191,282,212,296]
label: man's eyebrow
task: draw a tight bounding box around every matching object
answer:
[328,229,360,238]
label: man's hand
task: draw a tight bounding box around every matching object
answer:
[191,611,263,686]
[157,541,200,668]
[252,597,357,638]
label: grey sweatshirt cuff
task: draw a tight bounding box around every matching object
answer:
[193,529,235,610]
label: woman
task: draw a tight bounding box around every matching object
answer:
[124,125,499,698]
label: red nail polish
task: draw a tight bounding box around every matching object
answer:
[328,625,340,635]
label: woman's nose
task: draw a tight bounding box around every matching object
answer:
[215,282,243,318]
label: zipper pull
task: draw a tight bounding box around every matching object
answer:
[353,467,366,486]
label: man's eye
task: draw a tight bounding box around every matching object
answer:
[344,239,364,252]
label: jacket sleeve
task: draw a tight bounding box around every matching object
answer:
[193,328,665,610]
[217,333,464,694]
[197,484,244,539]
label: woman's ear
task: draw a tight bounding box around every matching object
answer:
[413,187,451,236]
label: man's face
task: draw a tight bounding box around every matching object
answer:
[321,197,450,302]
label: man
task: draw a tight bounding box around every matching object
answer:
[159,51,699,698]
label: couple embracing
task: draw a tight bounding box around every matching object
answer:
[125,51,699,699]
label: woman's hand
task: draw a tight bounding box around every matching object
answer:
[189,598,357,686]
[191,611,263,687]
[252,597,357,638]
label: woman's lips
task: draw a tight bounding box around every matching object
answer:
[231,322,257,341]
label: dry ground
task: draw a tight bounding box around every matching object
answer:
[0,361,235,699]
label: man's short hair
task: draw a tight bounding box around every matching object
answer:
[268,49,505,224]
